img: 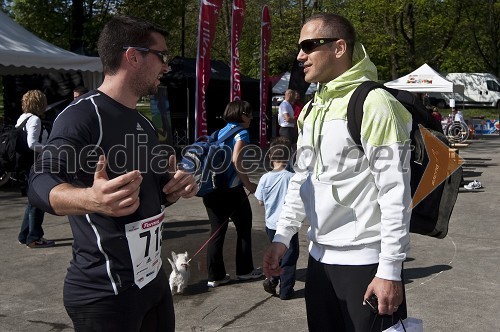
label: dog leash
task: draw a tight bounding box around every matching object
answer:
[187,191,252,263]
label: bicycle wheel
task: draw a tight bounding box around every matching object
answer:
[445,121,469,143]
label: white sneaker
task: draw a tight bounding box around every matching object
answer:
[207,274,231,288]
[464,180,482,190]
[237,268,263,280]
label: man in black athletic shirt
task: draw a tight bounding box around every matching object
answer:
[29,16,198,332]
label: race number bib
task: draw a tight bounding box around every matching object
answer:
[125,210,165,289]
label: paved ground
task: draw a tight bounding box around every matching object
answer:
[1,135,500,331]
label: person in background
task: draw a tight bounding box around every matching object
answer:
[17,90,53,248]
[448,108,458,125]
[28,15,197,331]
[431,106,442,122]
[263,13,411,331]
[293,90,304,119]
[73,86,89,99]
[454,108,465,123]
[255,136,298,300]
[278,89,296,144]
[204,100,263,288]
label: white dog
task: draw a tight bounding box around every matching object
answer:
[167,251,190,294]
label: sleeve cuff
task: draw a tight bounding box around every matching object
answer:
[375,259,403,281]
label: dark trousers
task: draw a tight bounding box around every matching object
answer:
[279,126,297,144]
[265,228,299,298]
[65,271,174,332]
[305,255,407,332]
[18,202,45,244]
[18,162,45,245]
[203,185,254,280]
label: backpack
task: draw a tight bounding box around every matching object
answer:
[303,81,462,239]
[0,116,31,172]
[180,126,245,197]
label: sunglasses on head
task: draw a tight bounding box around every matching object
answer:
[298,38,340,53]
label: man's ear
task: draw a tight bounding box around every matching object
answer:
[123,48,139,66]
[334,39,348,59]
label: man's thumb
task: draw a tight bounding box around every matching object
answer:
[94,155,109,180]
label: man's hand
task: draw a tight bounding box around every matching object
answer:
[162,155,198,202]
[89,155,142,217]
[263,242,288,277]
[363,277,403,315]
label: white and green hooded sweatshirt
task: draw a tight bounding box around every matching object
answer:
[274,43,412,281]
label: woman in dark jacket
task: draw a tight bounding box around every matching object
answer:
[204,100,263,287]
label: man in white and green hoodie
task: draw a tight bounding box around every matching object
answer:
[263,13,412,331]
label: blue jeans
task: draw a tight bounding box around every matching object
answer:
[18,202,45,244]
[266,227,299,298]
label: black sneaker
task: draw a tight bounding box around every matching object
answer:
[26,238,55,249]
[263,277,279,295]
[237,267,263,280]
[279,289,295,300]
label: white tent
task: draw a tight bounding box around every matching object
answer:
[385,63,464,94]
[0,10,102,88]
[272,71,318,95]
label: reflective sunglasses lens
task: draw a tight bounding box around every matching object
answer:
[299,41,315,53]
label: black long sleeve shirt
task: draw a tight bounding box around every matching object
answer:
[29,90,172,306]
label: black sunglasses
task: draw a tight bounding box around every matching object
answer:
[122,46,169,64]
[298,38,339,53]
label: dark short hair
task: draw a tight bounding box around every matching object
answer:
[269,136,292,162]
[97,15,168,75]
[74,86,89,95]
[223,100,253,123]
[305,13,356,59]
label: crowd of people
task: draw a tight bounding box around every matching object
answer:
[7,12,420,332]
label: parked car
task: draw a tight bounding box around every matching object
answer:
[272,95,285,105]
[429,73,500,108]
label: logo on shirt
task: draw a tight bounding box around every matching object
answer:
[136,123,143,131]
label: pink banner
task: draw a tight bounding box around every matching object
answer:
[230,0,245,101]
[260,5,271,148]
[195,0,223,139]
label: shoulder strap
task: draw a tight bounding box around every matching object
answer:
[346,81,388,152]
[215,126,245,144]
[18,115,31,130]
[303,100,314,122]
[300,93,316,135]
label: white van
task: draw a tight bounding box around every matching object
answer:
[429,73,500,108]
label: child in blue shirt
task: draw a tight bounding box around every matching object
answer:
[255,136,298,300]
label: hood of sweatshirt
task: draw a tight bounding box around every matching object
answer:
[298,43,378,161]
[300,42,377,124]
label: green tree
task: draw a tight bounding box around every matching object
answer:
[10,0,71,49]
[4,0,500,80]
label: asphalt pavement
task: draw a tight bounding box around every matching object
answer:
[1,135,500,331]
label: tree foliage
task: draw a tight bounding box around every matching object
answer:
[2,0,500,80]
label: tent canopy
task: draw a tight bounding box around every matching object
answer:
[0,10,102,76]
[272,71,317,95]
[385,63,464,94]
